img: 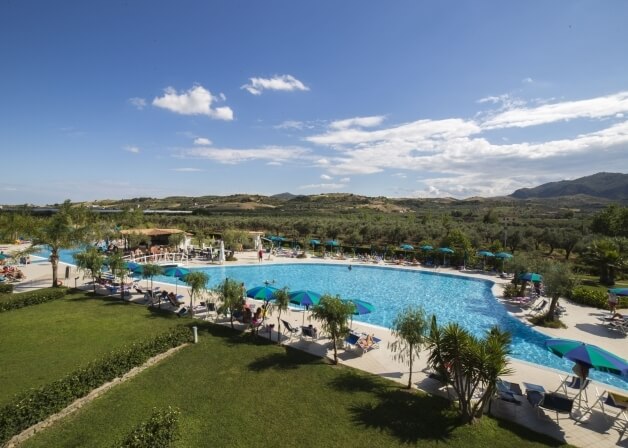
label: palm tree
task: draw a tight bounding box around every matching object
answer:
[107,251,130,300]
[215,278,242,328]
[273,287,290,343]
[311,294,353,364]
[580,237,627,286]
[427,317,512,424]
[184,271,209,310]
[389,306,428,389]
[31,201,92,288]
[140,263,163,302]
[73,246,105,294]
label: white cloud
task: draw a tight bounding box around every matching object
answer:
[339,177,350,183]
[393,173,407,179]
[307,117,480,146]
[194,137,212,146]
[300,92,628,198]
[329,115,385,130]
[320,174,332,180]
[124,145,140,154]
[153,85,234,120]
[275,120,306,130]
[298,183,346,190]
[482,91,628,129]
[241,74,309,95]
[171,167,204,172]
[180,146,311,164]
[522,77,534,84]
[128,97,147,110]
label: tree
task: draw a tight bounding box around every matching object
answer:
[311,294,353,365]
[215,278,242,328]
[580,237,627,286]
[539,260,577,322]
[184,271,209,310]
[140,264,163,299]
[590,205,628,237]
[427,317,512,424]
[74,246,105,294]
[388,306,428,389]
[32,200,92,288]
[107,251,130,300]
[272,287,290,343]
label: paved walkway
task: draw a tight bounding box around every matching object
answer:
[7,247,628,447]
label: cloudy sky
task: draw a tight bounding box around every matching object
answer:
[1,1,627,205]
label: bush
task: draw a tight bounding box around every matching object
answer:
[0,283,13,294]
[0,326,192,445]
[226,254,238,262]
[118,407,180,448]
[501,284,519,299]
[0,288,66,313]
[296,252,307,259]
[570,286,608,309]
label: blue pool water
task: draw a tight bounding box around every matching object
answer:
[41,248,628,390]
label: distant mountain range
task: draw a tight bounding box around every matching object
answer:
[510,172,628,201]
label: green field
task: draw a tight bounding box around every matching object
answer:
[0,292,571,447]
[21,322,568,448]
[0,291,182,404]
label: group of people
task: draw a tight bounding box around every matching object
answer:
[0,265,25,282]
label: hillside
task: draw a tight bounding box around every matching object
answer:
[510,172,628,201]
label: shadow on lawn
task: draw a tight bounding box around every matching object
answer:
[328,370,385,393]
[247,346,325,372]
[348,388,457,444]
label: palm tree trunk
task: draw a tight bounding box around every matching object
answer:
[51,251,59,287]
[407,348,413,389]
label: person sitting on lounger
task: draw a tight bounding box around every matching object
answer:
[358,334,375,351]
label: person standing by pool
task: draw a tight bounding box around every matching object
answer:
[258,248,263,263]
[608,292,618,314]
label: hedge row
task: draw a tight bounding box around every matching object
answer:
[0,283,13,294]
[569,286,608,308]
[0,326,192,445]
[118,407,180,448]
[0,288,67,313]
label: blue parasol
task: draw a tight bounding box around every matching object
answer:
[289,290,322,307]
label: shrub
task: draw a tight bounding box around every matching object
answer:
[0,284,13,294]
[226,254,238,262]
[0,288,66,313]
[118,407,180,448]
[0,326,192,445]
[296,252,307,259]
[501,284,519,299]
[569,286,609,309]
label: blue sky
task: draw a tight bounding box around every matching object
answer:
[1,1,627,205]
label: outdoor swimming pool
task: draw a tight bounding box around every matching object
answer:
[41,248,628,390]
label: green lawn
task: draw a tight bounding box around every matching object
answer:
[21,323,569,448]
[0,291,182,404]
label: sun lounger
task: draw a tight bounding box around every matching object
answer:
[301,326,318,341]
[528,299,548,316]
[345,332,380,355]
[527,390,574,422]
[281,320,300,340]
[554,374,590,402]
[583,388,628,435]
[489,378,523,415]
[357,334,380,354]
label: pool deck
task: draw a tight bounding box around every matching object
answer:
[8,246,628,447]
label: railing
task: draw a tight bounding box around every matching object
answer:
[123,252,189,265]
